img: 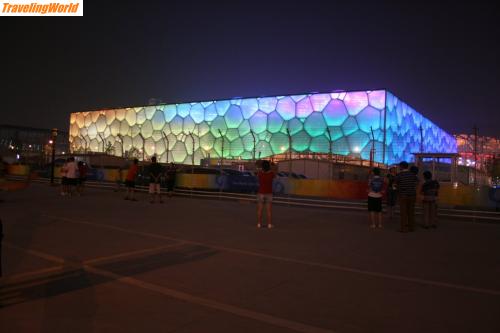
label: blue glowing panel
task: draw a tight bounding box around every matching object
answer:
[384,91,457,164]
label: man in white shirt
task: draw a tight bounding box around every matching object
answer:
[65,157,78,195]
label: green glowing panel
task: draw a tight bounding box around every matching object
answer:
[310,135,329,153]
[333,137,350,155]
[304,113,327,137]
[291,130,310,152]
[183,116,195,134]
[226,128,240,142]
[341,116,358,136]
[151,110,166,131]
[257,140,272,157]
[200,132,215,151]
[238,120,251,136]
[141,120,153,138]
[287,118,303,135]
[210,116,227,137]
[230,138,244,157]
[170,116,183,135]
[249,111,267,134]
[270,133,289,154]
[267,111,284,133]
[171,141,187,162]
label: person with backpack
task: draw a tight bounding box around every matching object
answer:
[421,171,440,229]
[368,167,384,229]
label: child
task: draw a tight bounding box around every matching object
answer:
[368,167,384,229]
[257,160,275,229]
[421,171,440,229]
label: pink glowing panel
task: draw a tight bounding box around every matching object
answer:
[296,97,314,118]
[309,93,331,111]
[258,97,277,114]
[323,99,349,126]
[344,91,369,116]
[368,90,386,109]
[276,96,296,120]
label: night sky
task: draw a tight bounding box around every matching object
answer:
[1,1,499,137]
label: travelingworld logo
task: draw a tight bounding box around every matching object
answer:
[1,0,83,16]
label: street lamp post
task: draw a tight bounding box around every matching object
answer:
[117,134,124,157]
[188,132,195,171]
[80,135,89,153]
[326,127,333,180]
[161,132,170,164]
[50,128,58,185]
[218,129,224,172]
[98,133,105,153]
[286,128,292,177]
[250,130,256,163]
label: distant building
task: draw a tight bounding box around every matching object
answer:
[0,124,69,157]
[455,134,500,171]
[69,90,457,165]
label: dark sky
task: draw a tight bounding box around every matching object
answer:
[1,1,499,137]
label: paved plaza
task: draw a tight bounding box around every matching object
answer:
[1,184,499,332]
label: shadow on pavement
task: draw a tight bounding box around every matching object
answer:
[0,244,218,310]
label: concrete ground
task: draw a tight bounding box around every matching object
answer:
[0,183,499,333]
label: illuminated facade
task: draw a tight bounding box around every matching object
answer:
[69,90,457,165]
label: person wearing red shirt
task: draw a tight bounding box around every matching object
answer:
[124,159,139,201]
[257,160,275,229]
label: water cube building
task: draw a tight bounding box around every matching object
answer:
[69,90,457,165]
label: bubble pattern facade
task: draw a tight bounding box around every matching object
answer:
[69,90,457,165]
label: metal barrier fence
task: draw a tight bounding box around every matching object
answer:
[5,175,500,223]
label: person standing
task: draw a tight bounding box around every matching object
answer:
[60,158,69,196]
[124,159,139,201]
[421,171,440,229]
[77,161,88,195]
[149,156,163,204]
[65,157,78,196]
[257,160,275,229]
[368,167,384,229]
[0,219,3,277]
[165,163,176,198]
[395,161,419,232]
[386,167,398,221]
